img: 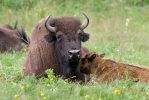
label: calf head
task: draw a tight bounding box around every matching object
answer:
[80,52,105,75]
[44,12,90,80]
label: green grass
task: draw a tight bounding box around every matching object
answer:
[1,0,149,100]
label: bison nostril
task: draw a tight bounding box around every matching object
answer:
[68,51,73,55]
[68,50,80,55]
[68,50,81,60]
[76,50,80,55]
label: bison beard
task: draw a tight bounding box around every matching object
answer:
[56,49,85,81]
[54,36,81,80]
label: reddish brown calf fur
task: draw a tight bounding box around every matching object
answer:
[80,52,149,83]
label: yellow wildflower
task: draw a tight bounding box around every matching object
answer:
[146,92,149,95]
[99,98,102,100]
[65,79,68,82]
[122,86,126,89]
[114,89,120,95]
[26,84,30,88]
[21,73,25,78]
[23,67,26,70]
[43,96,46,100]
[85,94,89,98]
[135,94,138,98]
[142,25,146,30]
[10,81,14,85]
[91,96,94,100]
[40,92,45,97]
[23,48,27,52]
[14,94,20,99]
[7,9,12,14]
[50,78,54,81]
[46,84,50,87]
[21,86,24,89]
[2,73,6,76]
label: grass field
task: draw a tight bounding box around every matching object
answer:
[0,0,149,100]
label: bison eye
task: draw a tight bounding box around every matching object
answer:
[78,32,83,36]
[56,35,62,41]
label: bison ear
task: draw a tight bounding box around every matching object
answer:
[81,33,89,42]
[44,33,56,43]
[99,53,105,58]
[88,54,96,62]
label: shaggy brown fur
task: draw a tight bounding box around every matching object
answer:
[1,24,14,30]
[23,20,60,77]
[0,21,17,30]
[0,22,30,53]
[80,52,149,83]
[23,14,90,82]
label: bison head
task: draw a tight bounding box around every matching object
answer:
[44,12,89,80]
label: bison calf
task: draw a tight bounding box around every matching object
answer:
[80,52,149,83]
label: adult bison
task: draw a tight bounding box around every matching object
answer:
[0,21,30,53]
[23,12,90,82]
[80,52,149,83]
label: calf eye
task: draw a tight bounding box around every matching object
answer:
[81,58,85,62]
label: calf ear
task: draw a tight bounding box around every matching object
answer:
[81,33,89,42]
[44,33,56,43]
[99,53,105,58]
[88,54,96,62]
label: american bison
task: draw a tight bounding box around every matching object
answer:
[80,52,149,83]
[0,21,30,53]
[23,12,90,82]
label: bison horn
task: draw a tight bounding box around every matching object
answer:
[80,12,89,30]
[45,14,56,33]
